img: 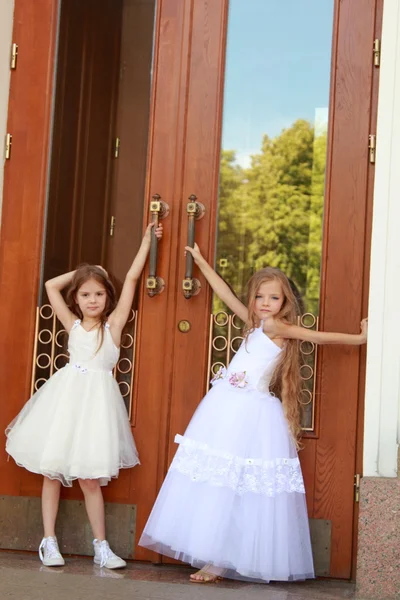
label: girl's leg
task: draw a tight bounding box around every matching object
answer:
[42,476,61,537]
[78,478,105,540]
[40,477,64,566]
[78,478,126,569]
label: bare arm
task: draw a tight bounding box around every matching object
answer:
[45,271,77,332]
[185,244,248,322]
[108,223,163,336]
[274,318,368,346]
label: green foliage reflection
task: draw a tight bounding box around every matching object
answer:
[214,118,327,316]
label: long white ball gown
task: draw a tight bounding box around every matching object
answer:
[139,325,314,582]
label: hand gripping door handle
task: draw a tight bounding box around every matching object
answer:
[146,194,169,297]
[182,194,205,299]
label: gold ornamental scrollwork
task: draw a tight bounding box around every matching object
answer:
[207,311,319,432]
[31,306,138,421]
[206,311,244,393]
[298,313,319,431]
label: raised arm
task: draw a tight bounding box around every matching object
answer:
[45,271,77,332]
[274,318,368,346]
[108,223,163,335]
[185,244,248,322]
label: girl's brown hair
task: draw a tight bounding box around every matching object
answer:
[65,265,117,351]
[244,267,304,447]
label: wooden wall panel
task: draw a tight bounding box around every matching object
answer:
[0,0,59,496]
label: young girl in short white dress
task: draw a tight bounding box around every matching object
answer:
[6,223,162,569]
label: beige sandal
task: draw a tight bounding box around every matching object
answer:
[189,567,224,584]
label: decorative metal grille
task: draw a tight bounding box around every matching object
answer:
[207,311,319,431]
[30,306,138,420]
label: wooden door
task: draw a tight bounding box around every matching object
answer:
[158,0,380,580]
[106,0,156,286]
[42,0,122,284]
[0,0,379,579]
[0,0,203,556]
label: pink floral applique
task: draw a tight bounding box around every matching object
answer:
[211,367,249,389]
[228,371,248,389]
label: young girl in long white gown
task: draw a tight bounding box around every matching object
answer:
[6,223,162,569]
[139,243,367,584]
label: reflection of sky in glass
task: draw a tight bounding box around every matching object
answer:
[222,0,334,167]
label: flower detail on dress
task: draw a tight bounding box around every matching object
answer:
[228,371,248,388]
[72,364,88,374]
[211,366,227,385]
[67,363,113,376]
[211,367,250,389]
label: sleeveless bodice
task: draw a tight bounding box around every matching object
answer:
[212,325,282,392]
[67,320,120,372]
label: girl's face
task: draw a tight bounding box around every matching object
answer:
[76,278,107,319]
[254,280,284,320]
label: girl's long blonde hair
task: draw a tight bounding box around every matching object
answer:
[244,267,304,447]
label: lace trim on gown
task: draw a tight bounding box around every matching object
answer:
[171,434,305,496]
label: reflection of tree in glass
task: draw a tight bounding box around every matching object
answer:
[214,119,327,316]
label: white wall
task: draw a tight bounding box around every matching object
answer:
[0,0,14,220]
[364,0,400,478]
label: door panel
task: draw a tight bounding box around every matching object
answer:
[0,0,59,497]
[161,0,377,579]
[107,0,156,286]
[127,0,194,561]
[43,0,123,284]
[166,0,229,466]
[313,0,378,577]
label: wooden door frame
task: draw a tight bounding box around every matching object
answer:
[352,0,383,580]
[0,0,59,495]
[315,0,379,578]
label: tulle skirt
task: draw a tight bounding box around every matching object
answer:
[6,366,140,486]
[139,382,314,582]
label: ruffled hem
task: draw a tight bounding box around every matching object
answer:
[6,453,140,487]
[172,434,305,496]
[139,535,315,583]
[139,468,315,583]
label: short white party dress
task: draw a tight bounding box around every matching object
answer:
[139,325,314,582]
[6,320,139,486]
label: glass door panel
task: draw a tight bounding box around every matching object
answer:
[211,0,334,429]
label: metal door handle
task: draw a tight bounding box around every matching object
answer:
[146,194,169,296]
[182,194,205,298]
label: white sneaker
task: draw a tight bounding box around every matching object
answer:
[39,536,65,567]
[93,539,126,569]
